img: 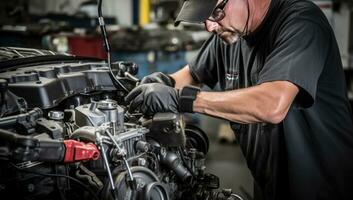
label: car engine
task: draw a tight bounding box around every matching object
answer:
[0,47,243,200]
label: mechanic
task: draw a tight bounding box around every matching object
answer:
[125,0,353,199]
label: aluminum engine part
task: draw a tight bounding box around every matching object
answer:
[71,126,149,159]
[111,127,149,159]
[74,99,124,132]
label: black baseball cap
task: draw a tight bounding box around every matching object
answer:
[174,0,218,26]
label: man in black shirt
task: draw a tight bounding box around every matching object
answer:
[126,0,353,199]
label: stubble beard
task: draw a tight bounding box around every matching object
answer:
[219,31,239,44]
[215,28,243,44]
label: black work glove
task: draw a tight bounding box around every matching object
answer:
[140,72,175,87]
[125,83,179,116]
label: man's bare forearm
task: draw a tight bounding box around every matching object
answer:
[193,81,299,124]
[169,66,299,124]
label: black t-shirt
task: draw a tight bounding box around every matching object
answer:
[188,0,353,199]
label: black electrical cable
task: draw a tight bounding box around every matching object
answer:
[97,0,129,92]
[10,163,100,200]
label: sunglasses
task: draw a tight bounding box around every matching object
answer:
[208,0,229,22]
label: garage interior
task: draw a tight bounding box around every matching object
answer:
[0,0,352,200]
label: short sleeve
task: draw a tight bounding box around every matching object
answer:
[258,19,331,108]
[189,35,222,89]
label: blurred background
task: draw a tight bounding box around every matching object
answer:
[0,0,352,198]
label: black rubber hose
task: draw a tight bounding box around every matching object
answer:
[0,128,37,145]
[0,107,42,127]
[178,147,196,179]
[160,150,192,183]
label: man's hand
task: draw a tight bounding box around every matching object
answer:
[140,72,175,87]
[125,83,179,116]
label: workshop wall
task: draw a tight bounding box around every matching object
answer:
[28,0,133,26]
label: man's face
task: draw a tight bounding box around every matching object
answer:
[205,0,250,44]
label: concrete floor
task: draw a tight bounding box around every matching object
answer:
[198,114,254,200]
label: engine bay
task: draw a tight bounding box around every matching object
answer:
[0,47,242,200]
